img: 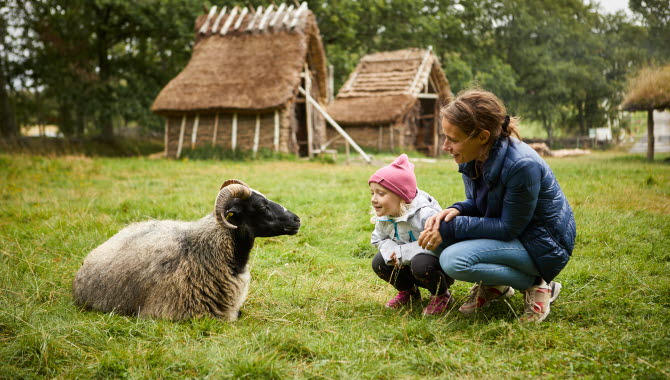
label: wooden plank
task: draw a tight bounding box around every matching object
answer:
[253,114,260,157]
[163,119,168,158]
[298,86,371,164]
[417,93,438,99]
[304,64,313,158]
[269,3,286,27]
[231,113,238,151]
[281,4,295,26]
[191,113,199,149]
[234,7,248,30]
[220,6,238,35]
[290,2,308,29]
[211,6,227,33]
[246,6,263,31]
[199,6,218,34]
[212,113,219,146]
[258,5,274,31]
[409,46,432,95]
[176,115,186,159]
[274,110,280,152]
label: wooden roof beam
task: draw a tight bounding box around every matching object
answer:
[282,4,295,26]
[233,7,248,30]
[211,6,228,33]
[258,4,275,31]
[290,2,308,29]
[219,6,238,35]
[409,46,432,95]
[246,5,263,31]
[269,3,286,28]
[199,6,218,34]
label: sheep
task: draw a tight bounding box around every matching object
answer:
[72,179,300,321]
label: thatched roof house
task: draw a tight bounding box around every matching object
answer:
[152,3,329,158]
[326,48,452,156]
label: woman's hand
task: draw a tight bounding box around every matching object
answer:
[418,229,443,250]
[424,208,461,231]
[389,252,401,267]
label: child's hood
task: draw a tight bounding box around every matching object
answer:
[393,189,441,222]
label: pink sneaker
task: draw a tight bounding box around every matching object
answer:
[423,291,454,315]
[385,288,421,309]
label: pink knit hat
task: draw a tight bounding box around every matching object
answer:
[369,154,418,203]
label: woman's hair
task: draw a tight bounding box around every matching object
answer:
[440,88,521,162]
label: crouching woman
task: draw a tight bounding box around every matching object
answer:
[418,89,576,322]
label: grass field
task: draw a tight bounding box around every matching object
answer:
[1,151,669,378]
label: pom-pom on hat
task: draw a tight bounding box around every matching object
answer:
[369,154,418,203]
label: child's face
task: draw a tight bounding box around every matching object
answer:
[370,182,403,217]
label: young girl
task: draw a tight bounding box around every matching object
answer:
[369,154,455,315]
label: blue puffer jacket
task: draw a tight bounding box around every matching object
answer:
[439,137,576,282]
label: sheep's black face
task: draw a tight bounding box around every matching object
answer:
[225,192,301,237]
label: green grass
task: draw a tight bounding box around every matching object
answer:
[1,151,669,378]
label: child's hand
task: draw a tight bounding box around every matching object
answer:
[389,252,401,267]
[425,208,461,231]
[418,229,443,250]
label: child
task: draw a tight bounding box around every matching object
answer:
[369,154,455,315]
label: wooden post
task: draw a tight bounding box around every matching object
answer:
[274,109,280,152]
[378,126,383,151]
[176,115,186,159]
[390,125,394,151]
[232,113,238,152]
[191,113,199,149]
[212,113,219,147]
[304,64,313,158]
[345,140,350,163]
[647,109,655,161]
[164,119,169,158]
[298,86,371,163]
[253,114,260,157]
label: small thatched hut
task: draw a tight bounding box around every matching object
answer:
[152,3,329,158]
[326,48,452,156]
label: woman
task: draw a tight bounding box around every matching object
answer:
[418,89,576,322]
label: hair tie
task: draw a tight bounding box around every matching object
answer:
[502,115,510,132]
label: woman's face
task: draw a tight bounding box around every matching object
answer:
[370,182,402,217]
[441,118,489,164]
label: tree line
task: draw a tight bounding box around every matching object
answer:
[1,0,668,141]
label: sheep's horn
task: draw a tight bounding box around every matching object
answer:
[215,180,251,229]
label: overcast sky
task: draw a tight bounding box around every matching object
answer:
[594,0,631,14]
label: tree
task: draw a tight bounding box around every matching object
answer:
[621,64,670,161]
[0,4,19,138]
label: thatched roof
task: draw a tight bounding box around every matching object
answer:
[152,3,328,116]
[621,64,670,112]
[327,48,452,126]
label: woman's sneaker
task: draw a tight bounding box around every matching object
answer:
[423,290,454,315]
[385,288,421,309]
[520,281,562,323]
[458,284,515,315]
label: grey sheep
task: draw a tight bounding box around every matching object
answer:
[72,179,301,321]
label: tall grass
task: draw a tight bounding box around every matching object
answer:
[1,152,669,378]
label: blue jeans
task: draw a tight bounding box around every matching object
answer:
[439,239,539,290]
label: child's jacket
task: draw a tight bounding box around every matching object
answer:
[371,189,442,265]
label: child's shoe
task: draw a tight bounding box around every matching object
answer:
[385,287,421,309]
[458,284,514,315]
[423,290,454,315]
[520,281,561,323]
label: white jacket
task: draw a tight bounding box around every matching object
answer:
[371,189,442,265]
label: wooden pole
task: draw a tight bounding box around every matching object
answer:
[253,114,260,157]
[232,113,238,152]
[298,86,371,163]
[274,110,280,152]
[212,113,219,147]
[176,115,186,159]
[164,119,169,158]
[191,113,199,149]
[647,109,655,161]
[305,64,313,158]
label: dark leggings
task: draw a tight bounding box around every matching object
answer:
[372,252,454,296]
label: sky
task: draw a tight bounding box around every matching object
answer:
[594,0,631,14]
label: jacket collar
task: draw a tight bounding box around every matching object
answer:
[458,137,509,186]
